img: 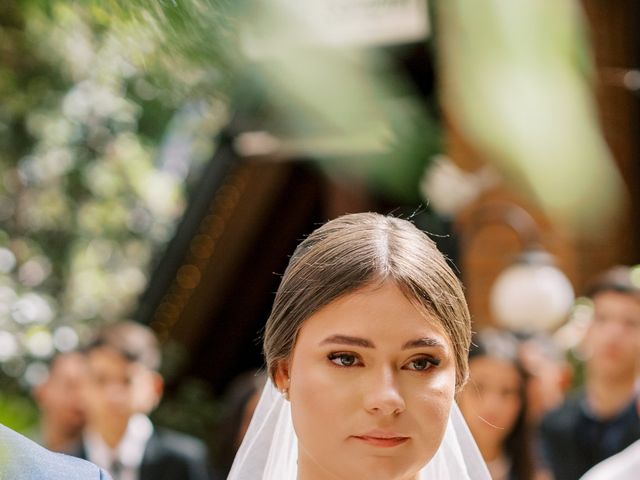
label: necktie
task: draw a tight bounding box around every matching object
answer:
[109,458,124,480]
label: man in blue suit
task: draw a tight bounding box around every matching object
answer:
[0,423,110,479]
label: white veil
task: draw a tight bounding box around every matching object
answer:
[228,379,491,480]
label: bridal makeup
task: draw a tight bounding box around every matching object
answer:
[275,280,456,480]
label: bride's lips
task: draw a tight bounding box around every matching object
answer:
[352,430,410,448]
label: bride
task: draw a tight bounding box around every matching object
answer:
[228,212,490,480]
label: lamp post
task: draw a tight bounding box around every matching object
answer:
[464,202,575,333]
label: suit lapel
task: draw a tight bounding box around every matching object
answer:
[139,431,162,480]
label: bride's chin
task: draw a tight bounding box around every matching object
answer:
[297,454,422,480]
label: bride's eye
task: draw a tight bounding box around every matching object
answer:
[327,352,362,367]
[404,356,441,372]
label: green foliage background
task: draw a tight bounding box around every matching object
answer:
[0,0,225,431]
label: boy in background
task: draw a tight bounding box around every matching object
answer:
[75,321,211,480]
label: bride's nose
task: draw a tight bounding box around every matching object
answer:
[363,368,406,415]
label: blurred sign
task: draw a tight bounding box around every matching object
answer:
[289,0,430,47]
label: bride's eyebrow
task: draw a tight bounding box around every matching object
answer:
[401,337,447,351]
[318,335,447,351]
[319,335,374,348]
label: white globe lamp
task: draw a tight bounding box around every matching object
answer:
[490,250,575,332]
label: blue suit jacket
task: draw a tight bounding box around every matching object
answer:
[0,423,110,479]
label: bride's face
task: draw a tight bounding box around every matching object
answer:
[275,281,457,480]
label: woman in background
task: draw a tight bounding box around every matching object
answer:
[458,329,538,480]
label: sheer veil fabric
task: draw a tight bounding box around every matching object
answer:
[228,380,491,480]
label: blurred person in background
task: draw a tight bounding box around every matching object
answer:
[213,370,265,476]
[32,351,87,454]
[517,333,572,426]
[579,394,640,480]
[74,321,211,480]
[458,329,545,480]
[539,266,640,480]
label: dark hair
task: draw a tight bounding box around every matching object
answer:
[85,321,161,371]
[585,265,640,299]
[264,212,472,391]
[469,329,534,480]
[214,370,266,474]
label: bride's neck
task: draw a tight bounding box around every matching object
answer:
[298,471,419,480]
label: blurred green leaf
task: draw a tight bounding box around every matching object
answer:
[0,1,223,404]
[436,0,625,236]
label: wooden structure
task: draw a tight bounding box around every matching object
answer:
[139,1,640,393]
[453,0,640,326]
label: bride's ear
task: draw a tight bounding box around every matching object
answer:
[274,360,290,391]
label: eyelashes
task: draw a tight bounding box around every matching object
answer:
[327,352,441,372]
[406,356,441,371]
[328,352,362,367]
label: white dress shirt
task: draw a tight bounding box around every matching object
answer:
[84,414,154,480]
[580,439,640,480]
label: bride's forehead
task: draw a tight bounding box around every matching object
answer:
[294,285,451,346]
